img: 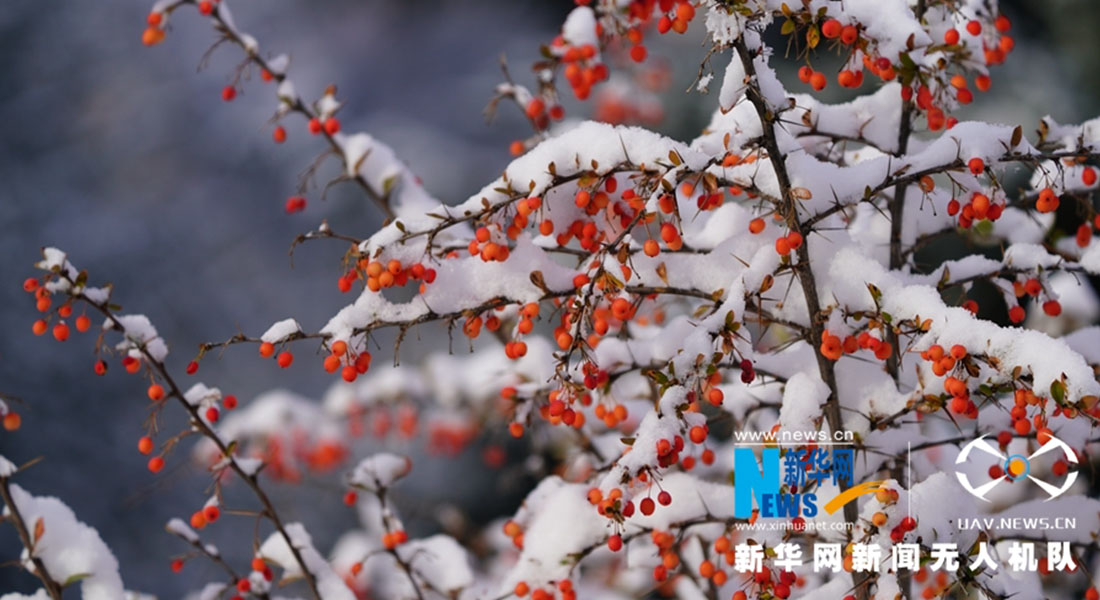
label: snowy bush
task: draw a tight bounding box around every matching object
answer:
[8,0,1100,599]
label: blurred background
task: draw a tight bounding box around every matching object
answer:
[0,0,1098,596]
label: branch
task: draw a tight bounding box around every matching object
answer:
[56,272,323,600]
[152,0,395,219]
[731,34,854,528]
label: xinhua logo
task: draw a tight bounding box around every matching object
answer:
[734,446,881,518]
[954,434,1078,502]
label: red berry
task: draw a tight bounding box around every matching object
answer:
[657,490,672,506]
[607,534,623,551]
[138,436,154,455]
[205,407,219,422]
[344,490,358,505]
[222,86,236,102]
[1008,305,1025,324]
[273,126,287,143]
[1083,167,1097,187]
[148,456,165,473]
[285,196,307,214]
[276,351,294,368]
[186,360,199,375]
[323,118,340,135]
[968,157,985,175]
[224,395,237,410]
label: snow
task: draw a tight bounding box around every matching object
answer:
[347,453,412,490]
[166,518,199,543]
[260,318,302,343]
[561,7,597,49]
[259,523,355,600]
[3,484,124,599]
[106,314,169,362]
[718,50,746,112]
[398,535,474,594]
[0,455,17,478]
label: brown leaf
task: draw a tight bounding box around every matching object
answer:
[529,271,550,294]
[33,517,44,545]
[1010,125,1023,148]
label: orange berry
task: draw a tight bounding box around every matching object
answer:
[3,412,21,431]
[809,71,827,91]
[273,126,287,143]
[944,29,960,45]
[147,384,165,401]
[259,342,275,358]
[323,355,341,373]
[142,27,166,46]
[148,456,165,473]
[525,97,545,120]
[689,425,707,444]
[52,322,69,342]
[749,217,765,234]
[509,422,524,438]
[138,436,154,455]
[31,320,47,336]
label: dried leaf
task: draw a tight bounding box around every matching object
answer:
[1010,125,1023,148]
